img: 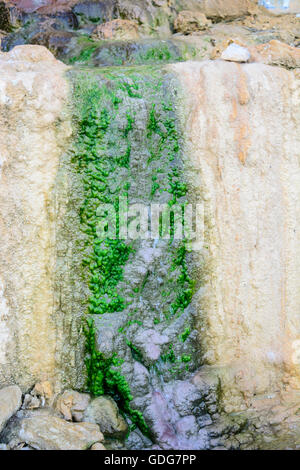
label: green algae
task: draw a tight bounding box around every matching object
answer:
[68,63,201,436]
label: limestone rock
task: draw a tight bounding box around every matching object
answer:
[83,396,128,438]
[170,59,300,414]
[0,385,22,433]
[174,10,211,34]
[221,43,250,62]
[56,390,91,422]
[0,45,72,390]
[249,40,300,69]
[14,415,103,450]
[92,19,139,41]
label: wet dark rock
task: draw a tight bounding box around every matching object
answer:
[1,13,79,51]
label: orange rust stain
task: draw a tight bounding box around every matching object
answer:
[230,65,251,165]
[238,123,251,164]
[237,64,250,105]
[230,98,238,122]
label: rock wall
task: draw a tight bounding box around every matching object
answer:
[0,45,70,391]
[172,60,300,412]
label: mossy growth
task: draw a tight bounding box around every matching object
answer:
[66,38,204,67]
[69,45,97,64]
[69,69,151,436]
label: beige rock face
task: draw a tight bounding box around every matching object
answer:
[171,60,300,413]
[0,45,71,391]
[0,385,22,432]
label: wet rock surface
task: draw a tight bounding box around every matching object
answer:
[0,0,300,453]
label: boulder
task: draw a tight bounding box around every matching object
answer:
[92,19,139,41]
[249,40,300,69]
[83,396,128,438]
[0,385,22,433]
[56,389,91,422]
[197,0,258,20]
[12,415,103,450]
[174,10,211,34]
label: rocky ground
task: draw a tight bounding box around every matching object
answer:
[2,376,300,450]
[0,0,299,67]
[0,382,126,450]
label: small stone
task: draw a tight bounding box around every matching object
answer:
[174,10,211,34]
[90,442,106,450]
[83,396,128,438]
[0,385,22,433]
[56,390,91,422]
[221,43,250,63]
